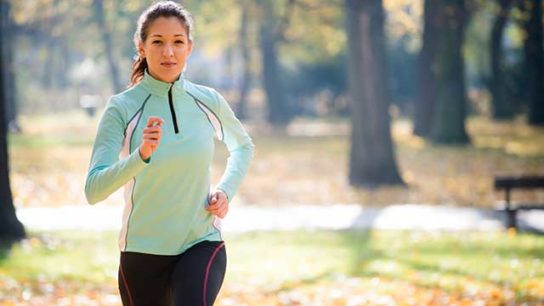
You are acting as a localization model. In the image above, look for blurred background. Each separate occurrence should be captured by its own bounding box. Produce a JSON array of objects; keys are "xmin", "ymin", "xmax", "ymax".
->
[{"xmin": 1, "ymin": 0, "xmax": 544, "ymax": 305}]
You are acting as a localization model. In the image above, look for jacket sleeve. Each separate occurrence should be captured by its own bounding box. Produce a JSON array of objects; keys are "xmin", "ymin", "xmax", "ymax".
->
[
  {"xmin": 213, "ymin": 90, "xmax": 255, "ymax": 201},
  {"xmin": 84, "ymin": 98, "xmax": 149, "ymax": 204}
]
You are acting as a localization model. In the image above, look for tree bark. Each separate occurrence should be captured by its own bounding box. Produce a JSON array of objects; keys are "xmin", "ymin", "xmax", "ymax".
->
[
  {"xmin": 345, "ymin": 0, "xmax": 404, "ymax": 187},
  {"xmin": 92, "ymin": 0, "xmax": 123, "ymax": 93},
  {"xmin": 490, "ymin": 0, "xmax": 514, "ymax": 119},
  {"xmin": 257, "ymin": 0, "xmax": 295, "ymax": 127},
  {"xmin": 259, "ymin": 22, "xmax": 289, "ymax": 126},
  {"xmin": 258, "ymin": 0, "xmax": 289, "ymax": 126},
  {"xmin": 0, "ymin": 0, "xmax": 25, "ymax": 245},
  {"xmin": 0, "ymin": 0, "xmax": 19, "ymax": 133},
  {"xmin": 236, "ymin": 0, "xmax": 251, "ymax": 120},
  {"xmin": 521, "ymin": 0, "xmax": 544, "ymax": 125},
  {"xmin": 413, "ymin": 0, "xmax": 440, "ymax": 137},
  {"xmin": 430, "ymin": 0, "xmax": 470, "ymax": 144}
]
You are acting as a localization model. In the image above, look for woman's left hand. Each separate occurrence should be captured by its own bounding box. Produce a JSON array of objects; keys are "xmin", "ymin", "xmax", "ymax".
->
[{"xmin": 206, "ymin": 190, "xmax": 229, "ymax": 219}]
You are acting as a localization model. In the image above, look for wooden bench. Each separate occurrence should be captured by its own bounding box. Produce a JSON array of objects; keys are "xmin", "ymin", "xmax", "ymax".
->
[{"xmin": 494, "ymin": 176, "xmax": 544, "ymax": 229}]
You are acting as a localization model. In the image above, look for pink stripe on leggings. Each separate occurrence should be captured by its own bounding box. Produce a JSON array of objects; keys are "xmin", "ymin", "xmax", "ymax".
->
[
  {"xmin": 119, "ymin": 263, "xmax": 135, "ymax": 306},
  {"xmin": 203, "ymin": 242, "xmax": 225, "ymax": 306}
]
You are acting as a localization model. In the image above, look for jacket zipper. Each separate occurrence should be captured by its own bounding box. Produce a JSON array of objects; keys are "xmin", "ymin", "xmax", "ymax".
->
[{"xmin": 168, "ymin": 84, "xmax": 180, "ymax": 134}]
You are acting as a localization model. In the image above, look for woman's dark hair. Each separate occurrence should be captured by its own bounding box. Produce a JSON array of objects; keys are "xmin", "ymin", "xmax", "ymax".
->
[{"xmin": 129, "ymin": 1, "xmax": 194, "ymax": 87}]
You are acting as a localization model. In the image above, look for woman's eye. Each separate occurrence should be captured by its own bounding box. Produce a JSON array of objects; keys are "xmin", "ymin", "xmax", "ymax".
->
[
  {"xmin": 152, "ymin": 40, "xmax": 162, "ymax": 45},
  {"xmin": 175, "ymin": 40, "xmax": 184, "ymax": 44}
]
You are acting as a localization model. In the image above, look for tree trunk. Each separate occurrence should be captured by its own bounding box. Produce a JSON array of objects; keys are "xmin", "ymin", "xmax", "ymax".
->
[
  {"xmin": 92, "ymin": 0, "xmax": 122, "ymax": 93},
  {"xmin": 236, "ymin": 0, "xmax": 251, "ymax": 120},
  {"xmin": 413, "ymin": 0, "xmax": 440, "ymax": 137},
  {"xmin": 0, "ymin": 0, "xmax": 25, "ymax": 245},
  {"xmin": 258, "ymin": 1, "xmax": 290, "ymax": 126},
  {"xmin": 490, "ymin": 0, "xmax": 514, "ymax": 119},
  {"xmin": 522, "ymin": 0, "xmax": 544, "ymax": 125},
  {"xmin": 430, "ymin": 0, "xmax": 470, "ymax": 144},
  {"xmin": 345, "ymin": 0, "xmax": 404, "ymax": 187},
  {"xmin": 0, "ymin": 0, "xmax": 19, "ymax": 133}
]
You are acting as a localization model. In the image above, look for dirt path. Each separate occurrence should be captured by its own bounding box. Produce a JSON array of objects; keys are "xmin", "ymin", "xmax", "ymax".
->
[{"xmin": 16, "ymin": 204, "xmax": 544, "ymax": 233}]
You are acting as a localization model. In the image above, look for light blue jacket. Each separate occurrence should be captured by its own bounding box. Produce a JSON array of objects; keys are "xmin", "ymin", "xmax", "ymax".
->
[{"xmin": 85, "ymin": 71, "xmax": 254, "ymax": 255}]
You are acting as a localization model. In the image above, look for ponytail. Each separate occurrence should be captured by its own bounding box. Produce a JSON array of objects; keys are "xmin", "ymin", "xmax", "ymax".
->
[{"xmin": 129, "ymin": 56, "xmax": 147, "ymax": 88}]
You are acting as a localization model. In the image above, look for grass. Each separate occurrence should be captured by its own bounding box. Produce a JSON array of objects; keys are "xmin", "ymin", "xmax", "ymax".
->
[
  {"xmin": 9, "ymin": 111, "xmax": 544, "ymax": 208},
  {"xmin": 0, "ymin": 230, "xmax": 542, "ymax": 305}
]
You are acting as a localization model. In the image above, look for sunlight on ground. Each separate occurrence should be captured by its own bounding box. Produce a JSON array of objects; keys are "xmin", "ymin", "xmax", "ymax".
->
[{"xmin": 0, "ymin": 230, "xmax": 542, "ymax": 305}]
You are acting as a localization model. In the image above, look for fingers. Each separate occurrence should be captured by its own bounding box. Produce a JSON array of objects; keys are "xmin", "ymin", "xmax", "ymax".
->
[
  {"xmin": 210, "ymin": 194, "xmax": 218, "ymax": 205},
  {"xmin": 206, "ymin": 202, "xmax": 228, "ymax": 218},
  {"xmin": 147, "ymin": 116, "xmax": 164, "ymax": 127},
  {"xmin": 206, "ymin": 198, "xmax": 225, "ymax": 212},
  {"xmin": 208, "ymin": 190, "xmax": 227, "ymax": 206},
  {"xmin": 142, "ymin": 126, "xmax": 162, "ymax": 139},
  {"xmin": 141, "ymin": 117, "xmax": 164, "ymax": 156},
  {"xmin": 206, "ymin": 191, "xmax": 229, "ymax": 218},
  {"xmin": 143, "ymin": 117, "xmax": 163, "ymax": 143}
]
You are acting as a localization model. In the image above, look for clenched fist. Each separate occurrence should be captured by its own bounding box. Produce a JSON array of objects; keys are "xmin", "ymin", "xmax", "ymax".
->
[
  {"xmin": 206, "ymin": 190, "xmax": 229, "ymax": 219},
  {"xmin": 139, "ymin": 116, "xmax": 164, "ymax": 160}
]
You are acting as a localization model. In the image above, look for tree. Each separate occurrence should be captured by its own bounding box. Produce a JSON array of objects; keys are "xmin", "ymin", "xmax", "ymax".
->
[
  {"xmin": 0, "ymin": 0, "xmax": 25, "ymax": 245},
  {"xmin": 92, "ymin": 0, "xmax": 123, "ymax": 93},
  {"xmin": 255, "ymin": 0, "xmax": 296, "ymax": 126},
  {"xmin": 236, "ymin": 0, "xmax": 251, "ymax": 120},
  {"xmin": 430, "ymin": 0, "xmax": 470, "ymax": 144},
  {"xmin": 490, "ymin": 0, "xmax": 514, "ymax": 119},
  {"xmin": 413, "ymin": 0, "xmax": 440, "ymax": 137},
  {"xmin": 0, "ymin": 0, "xmax": 19, "ymax": 132},
  {"xmin": 520, "ymin": 0, "xmax": 544, "ymax": 125},
  {"xmin": 345, "ymin": 0, "xmax": 404, "ymax": 187}
]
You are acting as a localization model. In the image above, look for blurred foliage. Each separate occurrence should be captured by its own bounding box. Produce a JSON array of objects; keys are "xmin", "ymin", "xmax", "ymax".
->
[
  {"xmin": 7, "ymin": 0, "xmax": 346, "ymax": 116},
  {"xmin": 0, "ymin": 0, "xmax": 522, "ymax": 117},
  {"xmin": 384, "ymin": 0, "xmax": 422, "ymax": 50},
  {"xmin": 7, "ymin": 0, "xmax": 530, "ymax": 120},
  {"xmin": 279, "ymin": 0, "xmax": 344, "ymax": 65}
]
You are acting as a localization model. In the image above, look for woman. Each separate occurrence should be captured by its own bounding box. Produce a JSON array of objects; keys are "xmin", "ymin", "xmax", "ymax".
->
[{"xmin": 84, "ymin": 1, "xmax": 254, "ymax": 305}]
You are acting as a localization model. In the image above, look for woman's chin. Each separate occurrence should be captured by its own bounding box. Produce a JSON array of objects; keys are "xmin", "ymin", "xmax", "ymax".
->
[{"xmin": 155, "ymin": 69, "xmax": 182, "ymax": 83}]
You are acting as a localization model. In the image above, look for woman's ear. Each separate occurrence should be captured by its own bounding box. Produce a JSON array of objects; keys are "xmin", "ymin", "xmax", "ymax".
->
[
  {"xmin": 188, "ymin": 41, "xmax": 194, "ymax": 57},
  {"xmin": 138, "ymin": 41, "xmax": 145, "ymax": 58}
]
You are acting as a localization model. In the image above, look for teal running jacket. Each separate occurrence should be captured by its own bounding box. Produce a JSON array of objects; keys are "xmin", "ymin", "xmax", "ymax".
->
[{"xmin": 85, "ymin": 71, "xmax": 255, "ymax": 255}]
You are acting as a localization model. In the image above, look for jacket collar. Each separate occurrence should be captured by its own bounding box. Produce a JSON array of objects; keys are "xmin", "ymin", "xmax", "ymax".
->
[{"xmin": 140, "ymin": 70, "xmax": 185, "ymax": 98}]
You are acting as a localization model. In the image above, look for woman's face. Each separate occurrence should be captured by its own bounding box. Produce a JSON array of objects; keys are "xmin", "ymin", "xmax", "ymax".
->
[{"xmin": 139, "ymin": 16, "xmax": 193, "ymax": 83}]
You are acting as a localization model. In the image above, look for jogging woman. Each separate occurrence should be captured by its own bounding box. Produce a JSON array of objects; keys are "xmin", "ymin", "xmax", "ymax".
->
[{"xmin": 84, "ymin": 2, "xmax": 254, "ymax": 305}]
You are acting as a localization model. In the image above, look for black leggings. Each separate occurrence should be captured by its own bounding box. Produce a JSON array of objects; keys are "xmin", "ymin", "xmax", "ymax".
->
[{"xmin": 118, "ymin": 240, "xmax": 227, "ymax": 306}]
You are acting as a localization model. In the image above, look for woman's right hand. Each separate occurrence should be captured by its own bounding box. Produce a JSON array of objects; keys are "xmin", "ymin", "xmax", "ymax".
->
[{"xmin": 139, "ymin": 116, "xmax": 164, "ymax": 160}]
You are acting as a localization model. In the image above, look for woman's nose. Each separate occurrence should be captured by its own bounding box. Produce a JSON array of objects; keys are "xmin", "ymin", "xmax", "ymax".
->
[{"xmin": 163, "ymin": 44, "xmax": 174, "ymax": 57}]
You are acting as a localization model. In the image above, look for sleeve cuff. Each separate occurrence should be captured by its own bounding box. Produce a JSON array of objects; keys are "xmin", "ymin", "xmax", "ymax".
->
[
  {"xmin": 130, "ymin": 148, "xmax": 151, "ymax": 167},
  {"xmin": 216, "ymin": 187, "xmax": 231, "ymax": 202},
  {"xmin": 138, "ymin": 149, "xmax": 151, "ymax": 164},
  {"xmin": 215, "ymin": 186, "xmax": 232, "ymax": 203}
]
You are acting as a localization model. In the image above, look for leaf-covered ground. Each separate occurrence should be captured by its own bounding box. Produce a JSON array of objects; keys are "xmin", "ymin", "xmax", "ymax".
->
[
  {"xmin": 8, "ymin": 112, "xmax": 544, "ymax": 208},
  {"xmin": 0, "ymin": 230, "xmax": 542, "ymax": 305}
]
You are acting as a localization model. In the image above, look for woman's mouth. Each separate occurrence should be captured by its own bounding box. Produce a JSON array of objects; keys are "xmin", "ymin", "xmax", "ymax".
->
[{"xmin": 161, "ymin": 62, "xmax": 177, "ymax": 68}]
